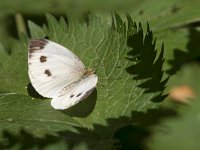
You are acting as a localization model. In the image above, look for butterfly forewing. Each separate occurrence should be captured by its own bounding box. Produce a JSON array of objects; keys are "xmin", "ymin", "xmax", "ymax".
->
[{"xmin": 28, "ymin": 39, "xmax": 85, "ymax": 98}]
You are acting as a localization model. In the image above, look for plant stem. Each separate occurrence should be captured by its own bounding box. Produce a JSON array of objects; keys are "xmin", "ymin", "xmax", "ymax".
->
[{"xmin": 15, "ymin": 13, "xmax": 27, "ymax": 37}]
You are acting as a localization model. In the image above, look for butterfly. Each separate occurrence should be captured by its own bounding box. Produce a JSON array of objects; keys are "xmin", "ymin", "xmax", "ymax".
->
[{"xmin": 28, "ymin": 39, "xmax": 98, "ymax": 110}]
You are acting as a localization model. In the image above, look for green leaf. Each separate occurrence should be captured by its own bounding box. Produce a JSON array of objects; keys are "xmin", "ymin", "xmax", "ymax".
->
[
  {"xmin": 1, "ymin": 130, "xmax": 89, "ymax": 150},
  {"xmin": 1, "ymin": 0, "xmax": 200, "ymax": 76},
  {"xmin": 0, "ymin": 14, "xmax": 165, "ymax": 149},
  {"xmin": 148, "ymin": 64, "xmax": 200, "ymax": 150}
]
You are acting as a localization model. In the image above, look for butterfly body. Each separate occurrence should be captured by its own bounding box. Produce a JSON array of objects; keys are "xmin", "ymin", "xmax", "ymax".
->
[{"xmin": 28, "ymin": 39, "xmax": 98, "ymax": 110}]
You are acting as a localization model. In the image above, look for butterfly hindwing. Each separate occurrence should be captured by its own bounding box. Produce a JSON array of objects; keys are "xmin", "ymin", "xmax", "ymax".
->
[{"xmin": 51, "ymin": 74, "xmax": 98, "ymax": 110}]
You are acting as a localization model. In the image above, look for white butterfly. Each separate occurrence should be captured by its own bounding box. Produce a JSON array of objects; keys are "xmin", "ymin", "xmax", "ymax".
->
[{"xmin": 28, "ymin": 39, "xmax": 98, "ymax": 110}]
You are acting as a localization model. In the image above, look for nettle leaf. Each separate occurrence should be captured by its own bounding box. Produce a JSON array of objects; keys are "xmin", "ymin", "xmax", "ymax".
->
[
  {"xmin": 148, "ymin": 65, "xmax": 200, "ymax": 150},
  {"xmin": 123, "ymin": 0, "xmax": 200, "ymax": 74},
  {"xmin": 0, "ymin": 14, "xmax": 165, "ymax": 149}
]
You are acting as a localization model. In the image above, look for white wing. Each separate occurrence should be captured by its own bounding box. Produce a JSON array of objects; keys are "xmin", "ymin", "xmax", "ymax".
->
[
  {"xmin": 28, "ymin": 39, "xmax": 85, "ymax": 98},
  {"xmin": 51, "ymin": 74, "xmax": 98, "ymax": 110}
]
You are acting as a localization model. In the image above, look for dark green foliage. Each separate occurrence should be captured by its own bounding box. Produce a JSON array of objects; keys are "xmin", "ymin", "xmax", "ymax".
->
[{"xmin": 0, "ymin": 0, "xmax": 200, "ymax": 149}]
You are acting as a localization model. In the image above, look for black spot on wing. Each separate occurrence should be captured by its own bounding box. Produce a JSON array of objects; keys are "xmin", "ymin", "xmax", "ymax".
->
[
  {"xmin": 44, "ymin": 69, "xmax": 51, "ymax": 77},
  {"xmin": 29, "ymin": 39, "xmax": 48, "ymax": 53},
  {"xmin": 40, "ymin": 56, "xmax": 47, "ymax": 62},
  {"xmin": 76, "ymin": 93, "xmax": 82, "ymax": 97},
  {"xmin": 70, "ymin": 94, "xmax": 74, "ymax": 98}
]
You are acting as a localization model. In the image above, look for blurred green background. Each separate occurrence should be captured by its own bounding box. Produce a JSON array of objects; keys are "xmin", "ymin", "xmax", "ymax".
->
[{"xmin": 1, "ymin": 0, "xmax": 200, "ymax": 150}]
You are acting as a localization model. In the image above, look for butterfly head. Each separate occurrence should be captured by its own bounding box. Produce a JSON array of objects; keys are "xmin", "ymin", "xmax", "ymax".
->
[{"xmin": 82, "ymin": 68, "xmax": 95, "ymax": 79}]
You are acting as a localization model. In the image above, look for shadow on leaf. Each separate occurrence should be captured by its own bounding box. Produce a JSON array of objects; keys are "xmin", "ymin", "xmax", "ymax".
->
[
  {"xmin": 118, "ymin": 14, "xmax": 168, "ymax": 102},
  {"xmin": 27, "ymin": 83, "xmax": 44, "ymax": 99},
  {"xmin": 63, "ymin": 89, "xmax": 97, "ymax": 117},
  {"xmin": 0, "ymin": 107, "xmax": 177, "ymax": 150},
  {"xmin": 167, "ymin": 28, "xmax": 200, "ymax": 75},
  {"xmin": 27, "ymin": 82, "xmax": 97, "ymax": 117}
]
